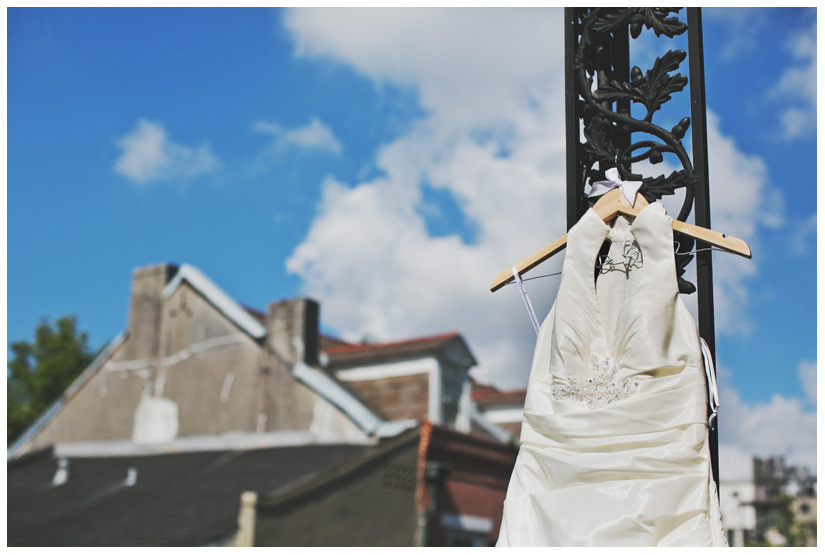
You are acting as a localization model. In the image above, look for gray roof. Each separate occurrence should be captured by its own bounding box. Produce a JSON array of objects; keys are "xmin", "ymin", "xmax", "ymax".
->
[{"xmin": 7, "ymin": 442, "xmax": 370, "ymax": 546}]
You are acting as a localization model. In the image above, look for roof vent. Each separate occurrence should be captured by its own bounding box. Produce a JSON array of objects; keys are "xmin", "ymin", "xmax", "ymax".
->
[
  {"xmin": 124, "ymin": 466, "xmax": 138, "ymax": 487},
  {"xmin": 52, "ymin": 457, "xmax": 70, "ymax": 486}
]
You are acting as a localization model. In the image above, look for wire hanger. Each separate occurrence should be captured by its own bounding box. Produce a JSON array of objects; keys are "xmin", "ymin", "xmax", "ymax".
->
[{"xmin": 490, "ymin": 187, "xmax": 751, "ymax": 292}]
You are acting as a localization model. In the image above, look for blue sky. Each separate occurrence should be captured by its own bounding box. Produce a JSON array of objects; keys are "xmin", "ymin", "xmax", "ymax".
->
[{"xmin": 6, "ymin": 7, "xmax": 817, "ymax": 478}]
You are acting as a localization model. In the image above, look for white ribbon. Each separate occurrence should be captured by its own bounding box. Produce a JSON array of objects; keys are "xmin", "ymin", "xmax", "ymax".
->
[
  {"xmin": 587, "ymin": 167, "xmax": 643, "ymax": 207},
  {"xmin": 700, "ymin": 337, "xmax": 720, "ymax": 431}
]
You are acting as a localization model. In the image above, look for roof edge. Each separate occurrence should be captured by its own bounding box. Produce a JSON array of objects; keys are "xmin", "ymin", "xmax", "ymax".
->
[
  {"xmin": 322, "ymin": 331, "xmax": 462, "ymax": 356},
  {"xmin": 469, "ymin": 404, "xmax": 514, "ymax": 445},
  {"xmin": 163, "ymin": 264, "xmax": 267, "ymax": 340},
  {"xmin": 292, "ymin": 361, "xmax": 417, "ymax": 438},
  {"xmin": 51, "ymin": 430, "xmax": 377, "ymax": 459},
  {"xmin": 7, "ymin": 333, "xmax": 126, "ymax": 460}
]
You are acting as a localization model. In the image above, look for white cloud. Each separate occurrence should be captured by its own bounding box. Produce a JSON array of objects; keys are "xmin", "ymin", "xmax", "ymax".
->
[
  {"xmin": 284, "ymin": 8, "xmax": 566, "ymax": 388},
  {"xmin": 704, "ymin": 8, "xmax": 816, "ymax": 141},
  {"xmin": 797, "ymin": 359, "xmax": 816, "ymax": 404},
  {"xmin": 790, "ymin": 213, "xmax": 816, "ymax": 256},
  {"xmin": 284, "ymin": 7, "xmax": 563, "ymax": 128},
  {"xmin": 767, "ymin": 19, "xmax": 817, "ymax": 140},
  {"xmin": 115, "ymin": 119, "xmax": 220, "ymax": 184},
  {"xmin": 702, "ymin": 8, "xmax": 768, "ymax": 63},
  {"xmin": 283, "ymin": 8, "xmax": 785, "ymax": 395},
  {"xmin": 699, "ymin": 110, "xmax": 783, "ymax": 337},
  {"xmin": 253, "ymin": 116, "xmax": 342, "ymax": 156},
  {"xmin": 717, "ymin": 363, "xmax": 816, "ymax": 480}
]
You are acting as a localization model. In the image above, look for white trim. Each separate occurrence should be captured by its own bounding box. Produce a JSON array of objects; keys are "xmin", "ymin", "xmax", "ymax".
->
[
  {"xmin": 480, "ymin": 407, "xmax": 524, "ymax": 424},
  {"xmin": 456, "ymin": 371, "xmax": 471, "ymax": 432},
  {"xmin": 440, "ymin": 513, "xmax": 493, "ymax": 534},
  {"xmin": 293, "ymin": 362, "xmax": 417, "ymax": 438},
  {"xmin": 295, "ymin": 362, "xmax": 380, "ymax": 433},
  {"xmin": 469, "ymin": 404, "xmax": 513, "ymax": 444},
  {"xmin": 375, "ymin": 419, "xmax": 418, "ymax": 438},
  {"xmin": 53, "ymin": 430, "xmax": 376, "ymax": 458},
  {"xmin": 104, "ymin": 333, "xmax": 251, "ymax": 373},
  {"xmin": 163, "ymin": 264, "xmax": 267, "ymax": 339},
  {"xmin": 333, "ymin": 357, "xmax": 438, "ymax": 381},
  {"xmin": 429, "ymin": 361, "xmax": 441, "ymax": 424}
]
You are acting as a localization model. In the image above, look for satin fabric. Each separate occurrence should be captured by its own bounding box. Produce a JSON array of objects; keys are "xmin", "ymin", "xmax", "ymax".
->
[{"xmin": 498, "ymin": 203, "xmax": 727, "ymax": 547}]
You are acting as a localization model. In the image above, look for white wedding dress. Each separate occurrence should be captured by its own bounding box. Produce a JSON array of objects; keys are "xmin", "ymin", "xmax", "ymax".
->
[{"xmin": 497, "ymin": 202, "xmax": 727, "ymax": 547}]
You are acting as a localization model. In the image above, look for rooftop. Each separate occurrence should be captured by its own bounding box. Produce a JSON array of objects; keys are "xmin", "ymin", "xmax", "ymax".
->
[{"xmin": 8, "ymin": 441, "xmax": 372, "ymax": 547}]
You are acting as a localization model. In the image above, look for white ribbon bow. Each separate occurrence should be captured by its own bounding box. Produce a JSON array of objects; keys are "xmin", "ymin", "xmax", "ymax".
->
[{"xmin": 588, "ymin": 167, "xmax": 642, "ymax": 207}]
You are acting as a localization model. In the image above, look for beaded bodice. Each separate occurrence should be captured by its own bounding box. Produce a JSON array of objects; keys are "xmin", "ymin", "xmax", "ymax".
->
[{"xmin": 544, "ymin": 202, "xmax": 692, "ymax": 409}]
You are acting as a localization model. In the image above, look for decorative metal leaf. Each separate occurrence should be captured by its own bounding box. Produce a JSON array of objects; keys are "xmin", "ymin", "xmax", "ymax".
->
[
  {"xmin": 591, "ymin": 8, "xmax": 637, "ymax": 34},
  {"xmin": 593, "ymin": 80, "xmax": 647, "ymax": 106},
  {"xmin": 641, "ymin": 8, "xmax": 687, "ymax": 37},
  {"xmin": 571, "ymin": 7, "xmax": 698, "ymax": 293},
  {"xmin": 592, "ymin": 50, "xmax": 686, "ymax": 120},
  {"xmin": 639, "ymin": 170, "xmax": 686, "ymax": 201},
  {"xmin": 643, "ymin": 50, "xmax": 688, "ymax": 116},
  {"xmin": 582, "ymin": 117, "xmax": 616, "ymax": 164},
  {"xmin": 591, "ymin": 8, "xmax": 686, "ymax": 39}
]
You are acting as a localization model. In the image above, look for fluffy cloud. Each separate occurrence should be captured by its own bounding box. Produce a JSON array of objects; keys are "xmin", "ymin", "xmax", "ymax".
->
[
  {"xmin": 283, "ymin": 9, "xmax": 785, "ymax": 394},
  {"xmin": 285, "ymin": 8, "xmax": 566, "ymax": 388},
  {"xmin": 790, "ymin": 213, "xmax": 816, "ymax": 256},
  {"xmin": 704, "ymin": 8, "xmax": 816, "ymax": 141},
  {"xmin": 115, "ymin": 119, "xmax": 220, "ymax": 184},
  {"xmin": 283, "ymin": 7, "xmax": 562, "ymax": 128},
  {"xmin": 702, "ymin": 8, "xmax": 768, "ymax": 63},
  {"xmin": 700, "ymin": 111, "xmax": 783, "ymax": 337},
  {"xmin": 253, "ymin": 116, "xmax": 342, "ymax": 156},
  {"xmin": 717, "ymin": 361, "xmax": 816, "ymax": 481},
  {"xmin": 768, "ymin": 19, "xmax": 817, "ymax": 140},
  {"xmin": 797, "ymin": 359, "xmax": 816, "ymax": 404}
]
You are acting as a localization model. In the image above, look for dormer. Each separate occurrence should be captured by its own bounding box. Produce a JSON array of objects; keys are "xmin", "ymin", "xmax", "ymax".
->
[{"xmin": 321, "ymin": 333, "xmax": 477, "ymax": 432}]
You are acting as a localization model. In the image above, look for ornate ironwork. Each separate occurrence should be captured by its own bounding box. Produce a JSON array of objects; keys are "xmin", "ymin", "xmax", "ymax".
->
[{"xmin": 567, "ymin": 7, "xmax": 699, "ymax": 293}]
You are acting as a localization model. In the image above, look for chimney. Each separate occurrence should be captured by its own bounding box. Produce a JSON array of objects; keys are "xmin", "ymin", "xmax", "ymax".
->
[
  {"xmin": 265, "ymin": 298, "xmax": 320, "ymax": 366},
  {"xmin": 121, "ymin": 263, "xmax": 178, "ymax": 362}
]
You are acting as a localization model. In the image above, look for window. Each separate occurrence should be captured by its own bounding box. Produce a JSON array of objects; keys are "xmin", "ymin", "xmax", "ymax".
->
[{"xmin": 440, "ymin": 513, "xmax": 493, "ymax": 547}]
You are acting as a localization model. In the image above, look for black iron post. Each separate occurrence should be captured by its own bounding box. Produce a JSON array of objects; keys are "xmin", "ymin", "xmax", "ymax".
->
[
  {"xmin": 564, "ymin": 8, "xmax": 583, "ymax": 230},
  {"xmin": 686, "ymin": 7, "xmax": 719, "ymax": 490}
]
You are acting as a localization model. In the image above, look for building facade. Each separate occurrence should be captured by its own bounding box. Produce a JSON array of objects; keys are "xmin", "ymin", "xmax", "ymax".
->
[
  {"xmin": 719, "ymin": 456, "xmax": 817, "ymax": 547},
  {"xmin": 7, "ymin": 262, "xmax": 521, "ymax": 546}
]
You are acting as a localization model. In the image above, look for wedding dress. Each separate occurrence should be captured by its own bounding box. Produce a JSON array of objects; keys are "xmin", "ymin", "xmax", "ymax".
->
[{"xmin": 497, "ymin": 202, "xmax": 727, "ymax": 546}]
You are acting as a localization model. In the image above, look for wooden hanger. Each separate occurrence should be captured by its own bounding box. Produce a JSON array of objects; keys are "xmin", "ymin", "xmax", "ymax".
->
[{"xmin": 490, "ymin": 187, "xmax": 751, "ymax": 292}]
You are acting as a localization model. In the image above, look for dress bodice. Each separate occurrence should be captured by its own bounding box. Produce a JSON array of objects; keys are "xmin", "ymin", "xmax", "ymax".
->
[{"xmin": 535, "ymin": 202, "xmax": 705, "ymax": 411}]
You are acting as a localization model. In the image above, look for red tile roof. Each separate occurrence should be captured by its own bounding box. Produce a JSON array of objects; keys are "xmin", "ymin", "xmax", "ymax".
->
[
  {"xmin": 322, "ymin": 332, "xmax": 473, "ymax": 368},
  {"xmin": 470, "ymin": 380, "xmax": 527, "ymax": 409},
  {"xmin": 318, "ymin": 334, "xmax": 352, "ymax": 350}
]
